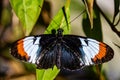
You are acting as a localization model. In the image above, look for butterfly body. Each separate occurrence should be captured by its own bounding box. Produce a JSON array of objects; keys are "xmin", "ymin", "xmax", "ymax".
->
[{"xmin": 11, "ymin": 28, "xmax": 114, "ymax": 71}]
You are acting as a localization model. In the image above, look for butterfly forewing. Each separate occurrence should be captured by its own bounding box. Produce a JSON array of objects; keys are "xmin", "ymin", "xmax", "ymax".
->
[
  {"xmin": 11, "ymin": 36, "xmax": 41, "ymax": 62},
  {"xmin": 11, "ymin": 35, "xmax": 55, "ymax": 63}
]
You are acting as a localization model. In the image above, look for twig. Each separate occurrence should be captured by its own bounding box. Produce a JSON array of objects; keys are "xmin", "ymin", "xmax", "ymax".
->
[{"xmin": 94, "ymin": 1, "xmax": 120, "ymax": 37}]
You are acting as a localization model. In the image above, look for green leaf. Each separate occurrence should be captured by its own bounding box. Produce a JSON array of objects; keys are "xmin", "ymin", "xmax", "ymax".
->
[
  {"xmin": 82, "ymin": 3, "xmax": 102, "ymax": 41},
  {"xmin": 10, "ymin": 0, "xmax": 44, "ymax": 36},
  {"xmin": 83, "ymin": 0, "xmax": 94, "ymax": 29},
  {"xmin": 36, "ymin": 66, "xmax": 60, "ymax": 80},
  {"xmin": 44, "ymin": 0, "xmax": 71, "ymax": 34}
]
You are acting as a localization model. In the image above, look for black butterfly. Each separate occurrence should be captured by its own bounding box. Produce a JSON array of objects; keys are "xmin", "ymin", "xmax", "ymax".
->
[{"xmin": 10, "ymin": 28, "xmax": 114, "ymax": 71}]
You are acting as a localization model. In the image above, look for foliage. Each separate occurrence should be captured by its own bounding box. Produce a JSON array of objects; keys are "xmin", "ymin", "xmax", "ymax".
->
[
  {"xmin": 0, "ymin": 0, "xmax": 119, "ymax": 80},
  {"xmin": 10, "ymin": 0, "xmax": 44, "ymax": 36}
]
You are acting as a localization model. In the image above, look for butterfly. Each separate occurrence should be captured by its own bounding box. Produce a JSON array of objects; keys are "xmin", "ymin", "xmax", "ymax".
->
[{"xmin": 10, "ymin": 28, "xmax": 114, "ymax": 71}]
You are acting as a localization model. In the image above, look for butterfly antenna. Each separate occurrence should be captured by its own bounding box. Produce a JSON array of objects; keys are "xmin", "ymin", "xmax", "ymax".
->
[
  {"xmin": 69, "ymin": 10, "xmax": 86, "ymax": 24},
  {"xmin": 61, "ymin": 10, "xmax": 86, "ymax": 29}
]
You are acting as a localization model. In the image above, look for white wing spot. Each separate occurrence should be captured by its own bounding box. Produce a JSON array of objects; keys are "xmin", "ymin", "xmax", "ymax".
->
[
  {"xmin": 23, "ymin": 36, "xmax": 41, "ymax": 64},
  {"xmin": 79, "ymin": 38, "xmax": 100, "ymax": 65}
]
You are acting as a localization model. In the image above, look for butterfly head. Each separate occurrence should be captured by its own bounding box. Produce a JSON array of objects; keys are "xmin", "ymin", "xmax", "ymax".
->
[
  {"xmin": 57, "ymin": 28, "xmax": 63, "ymax": 36},
  {"xmin": 51, "ymin": 28, "xmax": 63, "ymax": 36}
]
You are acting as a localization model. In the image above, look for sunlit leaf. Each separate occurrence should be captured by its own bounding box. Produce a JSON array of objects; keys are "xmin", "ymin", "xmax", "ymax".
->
[
  {"xmin": 36, "ymin": 66, "xmax": 60, "ymax": 80},
  {"xmin": 82, "ymin": 3, "xmax": 102, "ymax": 41},
  {"xmin": 44, "ymin": 0, "xmax": 71, "ymax": 34},
  {"xmin": 83, "ymin": 0, "xmax": 94, "ymax": 29},
  {"xmin": 10, "ymin": 0, "xmax": 44, "ymax": 36}
]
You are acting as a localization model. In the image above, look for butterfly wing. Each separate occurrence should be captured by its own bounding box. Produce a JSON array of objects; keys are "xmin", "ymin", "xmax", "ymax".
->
[
  {"xmin": 10, "ymin": 34, "xmax": 57, "ymax": 67},
  {"xmin": 36, "ymin": 37, "xmax": 58, "ymax": 69},
  {"xmin": 61, "ymin": 35, "xmax": 114, "ymax": 70},
  {"xmin": 60, "ymin": 43, "xmax": 84, "ymax": 70}
]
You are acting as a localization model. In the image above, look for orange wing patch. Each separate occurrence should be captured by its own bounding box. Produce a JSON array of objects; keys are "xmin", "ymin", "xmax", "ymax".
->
[
  {"xmin": 17, "ymin": 39, "xmax": 29, "ymax": 60},
  {"xmin": 92, "ymin": 42, "xmax": 107, "ymax": 62}
]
